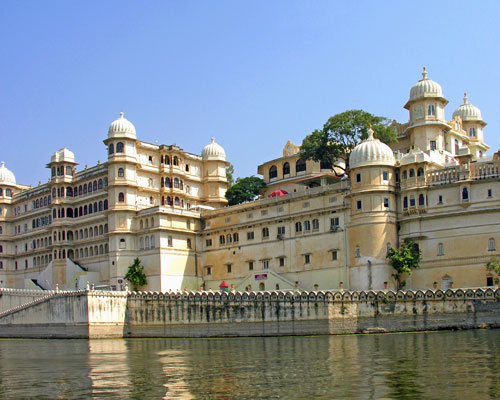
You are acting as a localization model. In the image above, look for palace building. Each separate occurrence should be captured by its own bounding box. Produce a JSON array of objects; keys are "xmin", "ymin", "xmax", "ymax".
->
[{"xmin": 0, "ymin": 68, "xmax": 498, "ymax": 292}]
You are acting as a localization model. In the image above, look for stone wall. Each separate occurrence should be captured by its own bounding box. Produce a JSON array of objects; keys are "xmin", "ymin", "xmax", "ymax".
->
[{"xmin": 0, "ymin": 287, "xmax": 499, "ymax": 338}]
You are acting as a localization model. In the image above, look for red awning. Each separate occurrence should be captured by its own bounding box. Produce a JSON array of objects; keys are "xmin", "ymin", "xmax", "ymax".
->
[
  {"xmin": 268, "ymin": 189, "xmax": 288, "ymax": 198},
  {"xmin": 219, "ymin": 281, "xmax": 229, "ymax": 288}
]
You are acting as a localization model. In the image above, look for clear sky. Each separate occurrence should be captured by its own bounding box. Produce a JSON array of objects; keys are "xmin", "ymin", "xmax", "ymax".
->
[{"xmin": 1, "ymin": 1, "xmax": 499, "ymax": 185}]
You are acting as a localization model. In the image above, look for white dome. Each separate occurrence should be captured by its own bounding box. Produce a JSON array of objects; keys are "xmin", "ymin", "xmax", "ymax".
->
[
  {"xmin": 0, "ymin": 161, "xmax": 16, "ymax": 186},
  {"xmin": 453, "ymin": 93, "xmax": 483, "ymax": 122},
  {"xmin": 202, "ymin": 137, "xmax": 226, "ymax": 161},
  {"xmin": 50, "ymin": 148, "xmax": 75, "ymax": 163},
  {"xmin": 349, "ymin": 128, "xmax": 395, "ymax": 169},
  {"xmin": 108, "ymin": 112, "xmax": 136, "ymax": 139},
  {"xmin": 408, "ymin": 67, "xmax": 445, "ymax": 102}
]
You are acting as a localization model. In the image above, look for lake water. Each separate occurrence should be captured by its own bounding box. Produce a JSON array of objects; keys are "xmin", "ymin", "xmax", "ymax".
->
[{"xmin": 0, "ymin": 329, "xmax": 499, "ymax": 399}]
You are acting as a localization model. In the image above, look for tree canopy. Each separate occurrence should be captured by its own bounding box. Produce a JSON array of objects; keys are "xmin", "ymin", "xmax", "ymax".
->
[
  {"xmin": 226, "ymin": 163, "xmax": 235, "ymax": 186},
  {"xmin": 225, "ymin": 176, "xmax": 266, "ymax": 206},
  {"xmin": 124, "ymin": 258, "xmax": 147, "ymax": 291},
  {"xmin": 386, "ymin": 239, "xmax": 421, "ymax": 290},
  {"xmin": 486, "ymin": 256, "xmax": 500, "ymax": 280},
  {"xmin": 300, "ymin": 109, "xmax": 397, "ymax": 173}
]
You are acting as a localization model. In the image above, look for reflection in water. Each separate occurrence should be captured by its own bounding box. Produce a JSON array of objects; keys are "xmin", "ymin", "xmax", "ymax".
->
[{"xmin": 0, "ymin": 330, "xmax": 498, "ymax": 399}]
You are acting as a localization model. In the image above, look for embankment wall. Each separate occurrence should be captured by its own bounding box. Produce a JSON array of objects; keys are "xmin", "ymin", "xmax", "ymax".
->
[{"xmin": 0, "ymin": 288, "xmax": 499, "ymax": 338}]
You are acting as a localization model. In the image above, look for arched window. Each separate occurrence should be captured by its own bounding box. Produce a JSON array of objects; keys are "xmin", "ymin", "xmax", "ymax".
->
[
  {"xmin": 489, "ymin": 238, "xmax": 495, "ymax": 251},
  {"xmin": 104, "ymin": 177, "xmax": 108, "ymax": 186},
  {"xmin": 66, "ymin": 166, "xmax": 72, "ymax": 176},
  {"xmin": 186, "ymin": 238, "xmax": 191, "ymax": 249},
  {"xmin": 93, "ymin": 181, "xmax": 97, "ymax": 191},
  {"xmin": 428, "ymin": 104, "xmax": 436, "ymax": 116},
  {"xmin": 79, "ymin": 185, "xmax": 82, "ymax": 195},
  {"xmin": 173, "ymin": 156, "xmax": 179, "ymax": 166},
  {"xmin": 67, "ymin": 187, "xmax": 73, "ymax": 197},
  {"xmin": 469, "ymin": 127, "xmax": 476, "ymax": 137},
  {"xmin": 165, "ymin": 155, "xmax": 170, "ymax": 165},
  {"xmin": 226, "ymin": 234, "xmax": 232, "ymax": 243},
  {"xmin": 98, "ymin": 179, "xmax": 103, "ymax": 190},
  {"xmin": 108, "ymin": 144, "xmax": 114, "ymax": 155},
  {"xmin": 462, "ymin": 187, "xmax": 469, "ymax": 201},
  {"xmin": 117, "ymin": 168, "xmax": 124, "ymax": 178},
  {"xmin": 98, "ymin": 201, "xmax": 103, "ymax": 211},
  {"xmin": 103, "ymin": 200, "xmax": 108, "ymax": 210},
  {"xmin": 269, "ymin": 165, "xmax": 278, "ymax": 179},
  {"xmin": 151, "ymin": 235, "xmax": 155, "ymax": 248},
  {"xmin": 119, "ymin": 238, "xmax": 126, "ymax": 249},
  {"xmin": 174, "ymin": 178, "xmax": 180, "ymax": 188},
  {"xmin": 118, "ymin": 192, "xmax": 125, "ymax": 202},
  {"xmin": 116, "ymin": 142, "xmax": 124, "ymax": 153},
  {"xmin": 99, "ymin": 225, "xmax": 103, "ymax": 235},
  {"xmin": 402, "ymin": 170, "xmax": 407, "ymax": 179},
  {"xmin": 409, "ymin": 169, "xmax": 415, "ymax": 178},
  {"xmin": 51, "ymin": 167, "xmax": 56, "ymax": 177},
  {"xmin": 93, "ymin": 202, "xmax": 97, "ymax": 213},
  {"xmin": 161, "ymin": 177, "xmax": 164, "ymax": 187},
  {"xmin": 455, "ymin": 139, "xmax": 459, "ymax": 154},
  {"xmin": 304, "ymin": 220, "xmax": 311, "ymax": 231},
  {"xmin": 403, "ymin": 196, "xmax": 408, "ymax": 209},
  {"xmin": 174, "ymin": 197, "xmax": 180, "ymax": 206},
  {"xmin": 149, "ymin": 196, "xmax": 154, "ymax": 205},
  {"xmin": 167, "ymin": 196, "xmax": 172, "ymax": 206},
  {"xmin": 220, "ymin": 235, "xmax": 225, "ymax": 245},
  {"xmin": 418, "ymin": 194, "xmax": 425, "ymax": 206},
  {"xmin": 165, "ymin": 178, "xmax": 171, "ymax": 188},
  {"xmin": 87, "ymin": 182, "xmax": 92, "ymax": 193},
  {"xmin": 295, "ymin": 222, "xmax": 302, "ymax": 232},
  {"xmin": 145, "ymin": 236, "xmax": 150, "ymax": 249},
  {"xmin": 417, "ymin": 168, "xmax": 424, "ymax": 177},
  {"xmin": 296, "ymin": 159, "xmax": 306, "ymax": 173}
]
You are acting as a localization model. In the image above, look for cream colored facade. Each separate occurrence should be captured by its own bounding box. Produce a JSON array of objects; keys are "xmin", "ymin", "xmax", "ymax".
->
[{"xmin": 0, "ymin": 68, "xmax": 498, "ymax": 292}]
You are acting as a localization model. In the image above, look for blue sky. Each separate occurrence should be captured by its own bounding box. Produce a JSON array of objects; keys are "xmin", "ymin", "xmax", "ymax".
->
[{"xmin": 1, "ymin": 1, "xmax": 499, "ymax": 185}]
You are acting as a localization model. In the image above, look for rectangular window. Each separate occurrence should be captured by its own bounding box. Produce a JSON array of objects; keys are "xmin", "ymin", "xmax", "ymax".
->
[
  {"xmin": 430, "ymin": 140, "xmax": 437, "ymax": 151},
  {"xmin": 330, "ymin": 217, "xmax": 339, "ymax": 229},
  {"xmin": 438, "ymin": 195, "xmax": 443, "ymax": 204},
  {"xmin": 277, "ymin": 226, "xmax": 285, "ymax": 236},
  {"xmin": 331, "ymin": 250, "xmax": 338, "ymax": 261},
  {"xmin": 488, "ymin": 238, "xmax": 495, "ymax": 251},
  {"xmin": 205, "ymin": 239, "xmax": 212, "ymax": 247},
  {"xmin": 437, "ymin": 243, "xmax": 444, "ymax": 256},
  {"xmin": 227, "ymin": 264, "xmax": 232, "ymax": 273},
  {"xmin": 488, "ymin": 189, "xmax": 492, "ymax": 198},
  {"xmin": 262, "ymin": 260, "xmax": 269, "ymax": 270},
  {"xmin": 302, "ymin": 202, "xmax": 310, "ymax": 209},
  {"xmin": 304, "ymin": 254, "xmax": 311, "ymax": 264},
  {"xmin": 383, "ymin": 198, "xmax": 389, "ymax": 208},
  {"xmin": 262, "ymin": 227, "xmax": 269, "ymax": 238},
  {"xmin": 355, "ymin": 247, "xmax": 360, "ymax": 258},
  {"xmin": 248, "ymin": 261, "xmax": 254, "ymax": 271},
  {"xmin": 205, "ymin": 266, "xmax": 212, "ymax": 275},
  {"xmin": 356, "ymin": 173, "xmax": 361, "ymax": 183},
  {"xmin": 356, "ymin": 200, "xmax": 362, "ymax": 210},
  {"xmin": 382, "ymin": 171, "xmax": 389, "ymax": 181},
  {"xmin": 410, "ymin": 197, "xmax": 416, "ymax": 207},
  {"xmin": 279, "ymin": 257, "xmax": 285, "ymax": 267},
  {"xmin": 247, "ymin": 231, "xmax": 254, "ymax": 240}
]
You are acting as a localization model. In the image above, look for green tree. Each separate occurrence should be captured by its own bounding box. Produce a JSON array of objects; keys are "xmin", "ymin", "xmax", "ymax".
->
[
  {"xmin": 386, "ymin": 239, "xmax": 421, "ymax": 290},
  {"xmin": 124, "ymin": 258, "xmax": 147, "ymax": 291},
  {"xmin": 486, "ymin": 256, "xmax": 500, "ymax": 283},
  {"xmin": 226, "ymin": 163, "xmax": 235, "ymax": 186},
  {"xmin": 300, "ymin": 109, "xmax": 397, "ymax": 173},
  {"xmin": 225, "ymin": 176, "xmax": 266, "ymax": 206}
]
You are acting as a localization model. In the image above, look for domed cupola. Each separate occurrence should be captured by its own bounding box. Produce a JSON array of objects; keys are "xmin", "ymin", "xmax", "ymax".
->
[
  {"xmin": 0, "ymin": 161, "xmax": 16, "ymax": 186},
  {"xmin": 404, "ymin": 67, "xmax": 448, "ymax": 109},
  {"xmin": 50, "ymin": 148, "xmax": 76, "ymax": 164},
  {"xmin": 349, "ymin": 128, "xmax": 395, "ymax": 169},
  {"xmin": 453, "ymin": 93, "xmax": 485, "ymax": 124},
  {"xmin": 202, "ymin": 138, "xmax": 226, "ymax": 161},
  {"xmin": 108, "ymin": 112, "xmax": 136, "ymax": 139}
]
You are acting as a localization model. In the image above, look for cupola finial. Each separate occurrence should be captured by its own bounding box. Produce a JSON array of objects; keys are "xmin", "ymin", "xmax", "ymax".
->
[
  {"xmin": 422, "ymin": 66, "xmax": 428, "ymax": 79},
  {"xmin": 211, "ymin": 137, "xmax": 215, "ymax": 143},
  {"xmin": 367, "ymin": 125, "xmax": 374, "ymax": 140},
  {"xmin": 120, "ymin": 112, "xmax": 124, "ymax": 118},
  {"xmin": 463, "ymin": 92, "xmax": 468, "ymax": 104}
]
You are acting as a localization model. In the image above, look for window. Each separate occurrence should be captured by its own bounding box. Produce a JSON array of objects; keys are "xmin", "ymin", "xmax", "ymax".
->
[
  {"xmin": 409, "ymin": 169, "xmax": 415, "ymax": 178},
  {"xmin": 205, "ymin": 266, "xmax": 212, "ymax": 276},
  {"xmin": 355, "ymin": 246, "xmax": 360, "ymax": 258},
  {"xmin": 226, "ymin": 264, "xmax": 232, "ymax": 273},
  {"xmin": 488, "ymin": 189, "xmax": 492, "ymax": 198},
  {"xmin": 428, "ymin": 104, "xmax": 436, "ymax": 116},
  {"xmin": 331, "ymin": 250, "xmax": 338, "ymax": 261},
  {"xmin": 356, "ymin": 173, "xmax": 361, "ymax": 183},
  {"xmin": 417, "ymin": 168, "xmax": 424, "ymax": 177},
  {"xmin": 108, "ymin": 144, "xmax": 114, "ymax": 154},
  {"xmin": 118, "ymin": 192, "xmax": 125, "ymax": 202},
  {"xmin": 304, "ymin": 254, "xmax": 310, "ymax": 264},
  {"xmin": 206, "ymin": 238, "xmax": 212, "ymax": 247},
  {"xmin": 248, "ymin": 261, "xmax": 254, "ymax": 271},
  {"xmin": 295, "ymin": 222, "xmax": 302, "ymax": 233},
  {"xmin": 277, "ymin": 226, "xmax": 285, "ymax": 236},
  {"xmin": 247, "ymin": 231, "xmax": 254, "ymax": 240},
  {"xmin": 462, "ymin": 187, "xmax": 469, "ymax": 201},
  {"xmin": 279, "ymin": 257, "xmax": 285, "ymax": 267},
  {"xmin": 269, "ymin": 165, "xmax": 278, "ymax": 179},
  {"xmin": 167, "ymin": 236, "xmax": 173, "ymax": 247},
  {"xmin": 469, "ymin": 127, "xmax": 476, "ymax": 137},
  {"xmin": 219, "ymin": 235, "xmax": 225, "ymax": 245},
  {"xmin": 383, "ymin": 198, "xmax": 389, "ymax": 208},
  {"xmin": 402, "ymin": 170, "xmax": 407, "ymax": 179},
  {"xmin": 487, "ymin": 276, "xmax": 494, "ymax": 286},
  {"xmin": 262, "ymin": 227, "xmax": 269, "ymax": 238},
  {"xmin": 410, "ymin": 196, "xmax": 416, "ymax": 207},
  {"xmin": 418, "ymin": 194, "xmax": 425, "ymax": 206},
  {"xmin": 430, "ymin": 140, "xmax": 436, "ymax": 150},
  {"xmin": 455, "ymin": 139, "xmax": 459, "ymax": 155},
  {"xmin": 118, "ymin": 168, "xmax": 124, "ymax": 178},
  {"xmin": 382, "ymin": 171, "xmax": 389, "ymax": 181},
  {"xmin": 296, "ymin": 158, "xmax": 306, "ymax": 173},
  {"xmin": 283, "ymin": 162, "xmax": 290, "ymax": 175},
  {"xmin": 312, "ymin": 219, "xmax": 319, "ymax": 230},
  {"xmin": 356, "ymin": 200, "xmax": 362, "ymax": 210},
  {"xmin": 438, "ymin": 195, "xmax": 443, "ymax": 204},
  {"xmin": 262, "ymin": 259, "xmax": 269, "ymax": 270},
  {"xmin": 148, "ymin": 156, "xmax": 153, "ymax": 165},
  {"xmin": 116, "ymin": 142, "xmax": 124, "ymax": 153},
  {"xmin": 488, "ymin": 238, "xmax": 495, "ymax": 251},
  {"xmin": 437, "ymin": 243, "xmax": 444, "ymax": 256},
  {"xmin": 330, "ymin": 217, "xmax": 339, "ymax": 229},
  {"xmin": 304, "ymin": 220, "xmax": 310, "ymax": 232},
  {"xmin": 119, "ymin": 238, "xmax": 126, "ymax": 249},
  {"xmin": 226, "ymin": 234, "xmax": 232, "ymax": 244}
]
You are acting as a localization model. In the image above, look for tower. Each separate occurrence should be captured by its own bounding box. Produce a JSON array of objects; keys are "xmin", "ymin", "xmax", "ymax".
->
[{"xmin": 201, "ymin": 138, "xmax": 229, "ymax": 208}]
